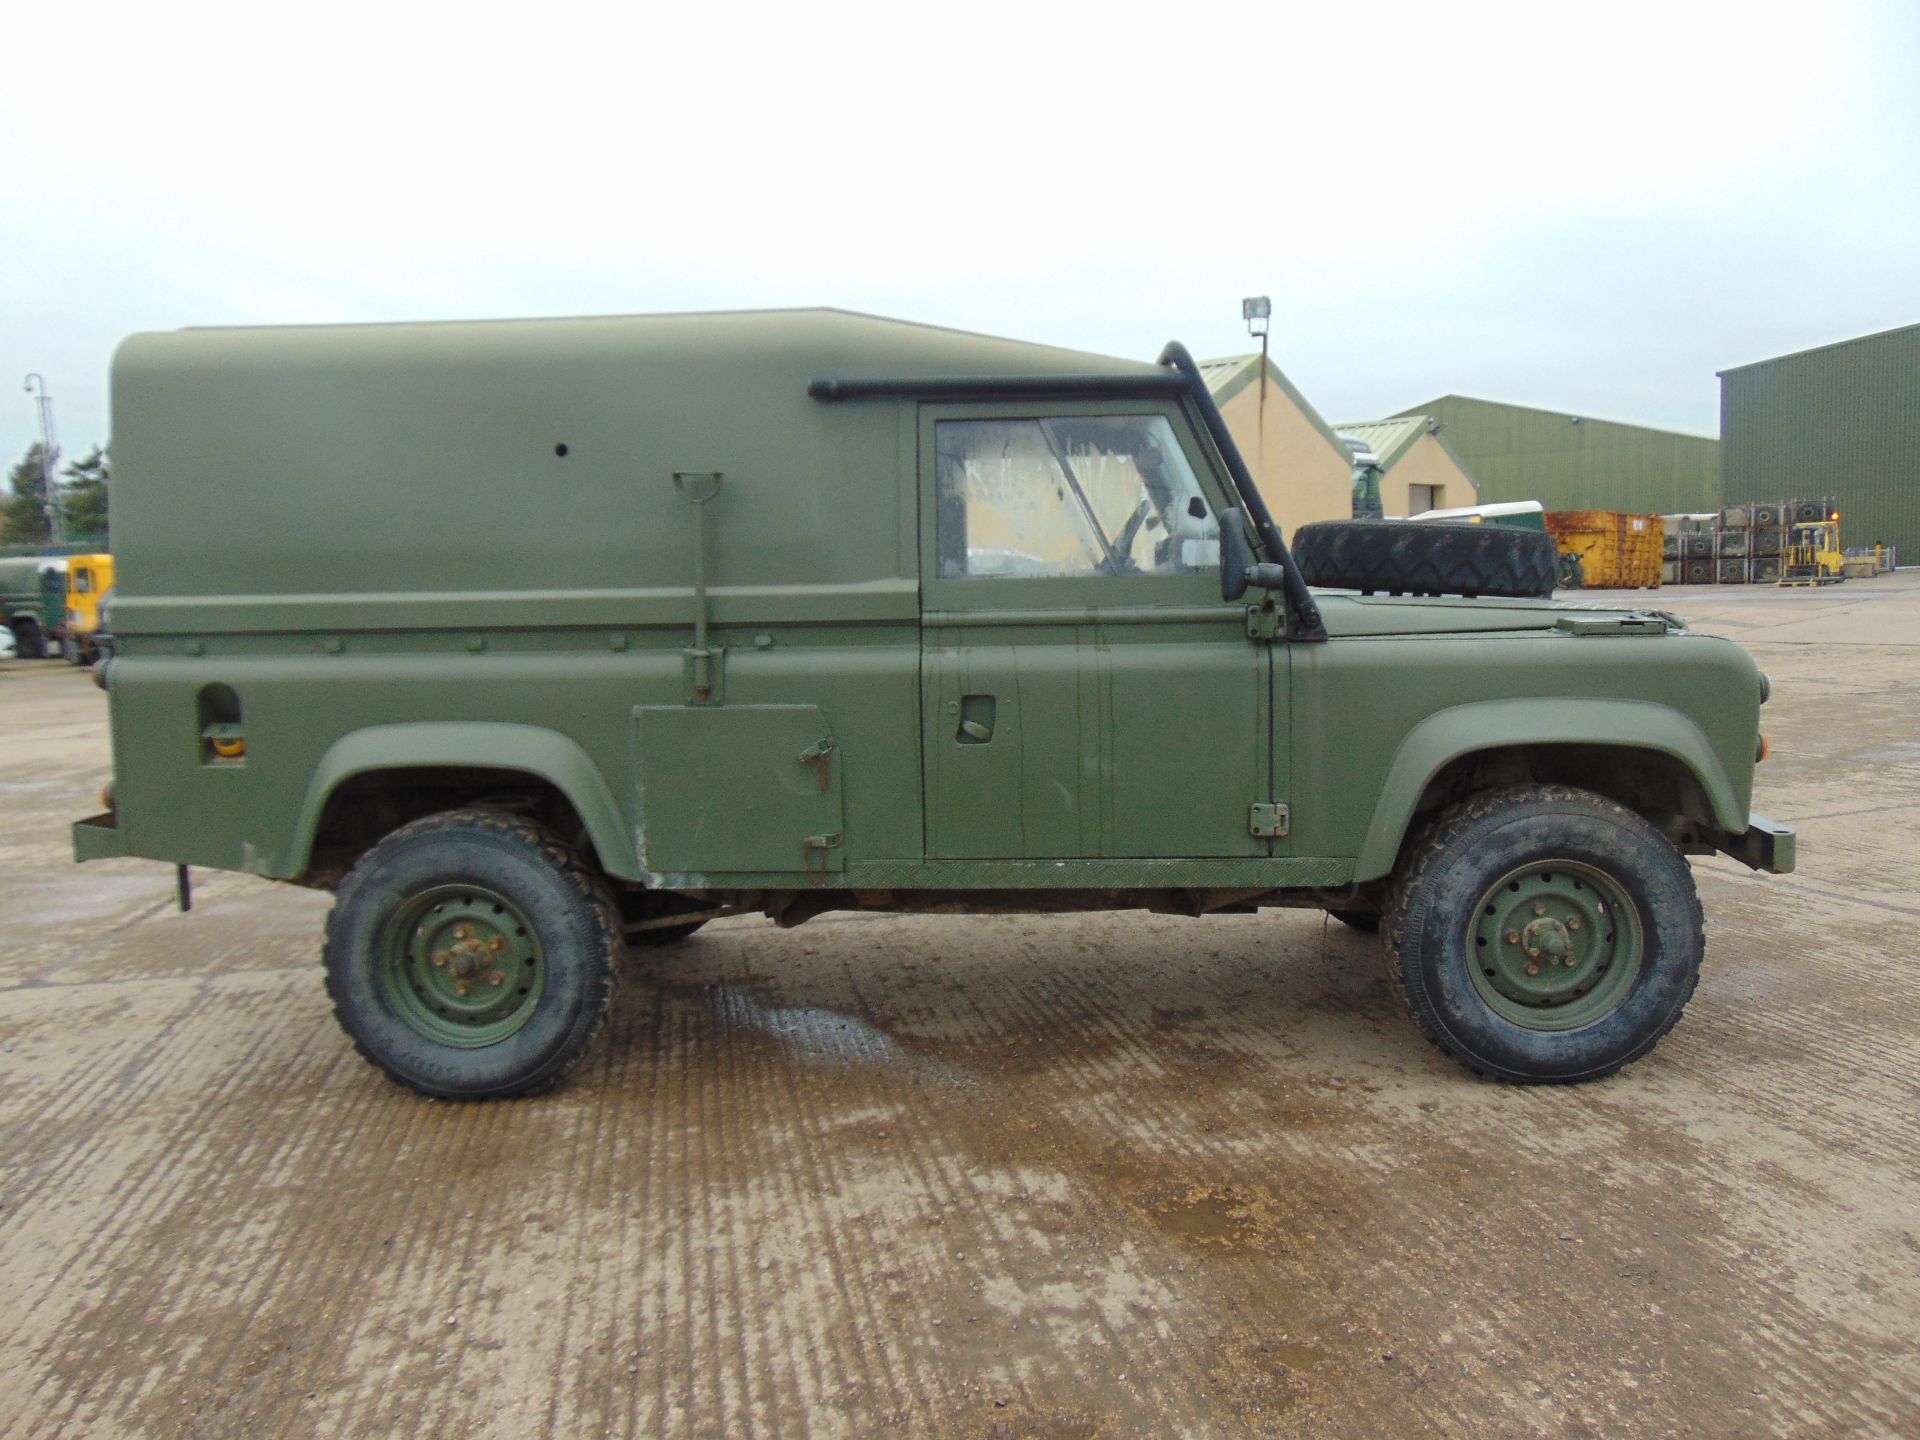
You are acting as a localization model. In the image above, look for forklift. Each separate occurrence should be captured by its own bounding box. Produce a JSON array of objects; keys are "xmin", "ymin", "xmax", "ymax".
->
[{"xmin": 1778, "ymin": 512, "xmax": 1844, "ymax": 586}]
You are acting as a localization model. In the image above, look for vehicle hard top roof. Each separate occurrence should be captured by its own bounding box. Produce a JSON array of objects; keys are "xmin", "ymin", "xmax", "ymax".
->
[{"xmin": 140, "ymin": 307, "xmax": 1163, "ymax": 386}]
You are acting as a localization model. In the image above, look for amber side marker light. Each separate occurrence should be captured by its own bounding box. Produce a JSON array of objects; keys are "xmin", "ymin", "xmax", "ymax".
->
[
  {"xmin": 210, "ymin": 736, "xmax": 247, "ymax": 760},
  {"xmin": 1756, "ymin": 735, "xmax": 1771, "ymax": 763}
]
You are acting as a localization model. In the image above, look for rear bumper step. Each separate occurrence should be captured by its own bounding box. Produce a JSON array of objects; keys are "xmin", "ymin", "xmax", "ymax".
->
[{"xmin": 72, "ymin": 812, "xmax": 127, "ymax": 863}]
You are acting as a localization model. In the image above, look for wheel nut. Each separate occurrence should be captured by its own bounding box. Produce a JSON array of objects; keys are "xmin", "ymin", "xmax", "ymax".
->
[
  {"xmin": 486, "ymin": 971, "xmax": 504, "ymax": 986},
  {"xmin": 1532, "ymin": 902, "xmax": 1547, "ymax": 916},
  {"xmin": 1525, "ymin": 963, "xmax": 1540, "ymax": 976},
  {"xmin": 432, "ymin": 951, "xmax": 448, "ymax": 967},
  {"xmin": 1567, "ymin": 917, "xmax": 1581, "ymax": 930},
  {"xmin": 1563, "ymin": 956, "xmax": 1577, "ymax": 968},
  {"xmin": 490, "ymin": 937, "xmax": 507, "ymax": 954},
  {"xmin": 454, "ymin": 981, "xmax": 469, "ymax": 996},
  {"xmin": 1528, "ymin": 948, "xmax": 1541, "ymax": 959},
  {"xmin": 1506, "ymin": 930, "xmax": 1521, "ymax": 944}
]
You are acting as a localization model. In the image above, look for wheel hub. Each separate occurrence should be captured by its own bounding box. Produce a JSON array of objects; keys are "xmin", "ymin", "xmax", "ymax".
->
[
  {"xmin": 380, "ymin": 888, "xmax": 545, "ymax": 1047},
  {"xmin": 1469, "ymin": 862, "xmax": 1644, "ymax": 1031}
]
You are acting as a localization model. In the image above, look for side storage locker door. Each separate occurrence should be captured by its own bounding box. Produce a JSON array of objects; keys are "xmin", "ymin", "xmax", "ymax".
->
[{"xmin": 633, "ymin": 704, "xmax": 844, "ymax": 877}]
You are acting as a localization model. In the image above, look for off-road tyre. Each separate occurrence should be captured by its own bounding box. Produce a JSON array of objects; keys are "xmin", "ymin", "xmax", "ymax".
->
[
  {"xmin": 1291, "ymin": 520, "xmax": 1558, "ymax": 599},
  {"xmin": 1383, "ymin": 785, "xmax": 1703, "ymax": 1083},
  {"xmin": 324, "ymin": 808, "xmax": 621, "ymax": 1099},
  {"xmin": 1327, "ymin": 909, "xmax": 1380, "ymax": 934}
]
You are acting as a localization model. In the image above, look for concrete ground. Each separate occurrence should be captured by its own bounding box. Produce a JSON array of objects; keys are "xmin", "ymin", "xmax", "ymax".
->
[{"xmin": 2, "ymin": 576, "xmax": 1917, "ymax": 1439}]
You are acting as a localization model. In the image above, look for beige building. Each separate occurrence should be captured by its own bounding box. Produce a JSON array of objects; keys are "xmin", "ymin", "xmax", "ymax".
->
[
  {"xmin": 1201, "ymin": 354, "xmax": 1356, "ymax": 538},
  {"xmin": 1335, "ymin": 415, "xmax": 1481, "ymax": 518}
]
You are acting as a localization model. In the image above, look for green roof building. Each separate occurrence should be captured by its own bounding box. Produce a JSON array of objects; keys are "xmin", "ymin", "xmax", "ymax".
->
[
  {"xmin": 1334, "ymin": 415, "xmax": 1480, "ymax": 518},
  {"xmin": 1719, "ymin": 321, "xmax": 1920, "ymax": 559},
  {"xmin": 1389, "ymin": 396, "xmax": 1720, "ymax": 515}
]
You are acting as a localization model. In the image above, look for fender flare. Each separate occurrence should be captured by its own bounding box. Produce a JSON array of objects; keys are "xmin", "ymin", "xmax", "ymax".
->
[
  {"xmin": 1352, "ymin": 698, "xmax": 1745, "ymax": 881},
  {"xmin": 289, "ymin": 722, "xmax": 638, "ymax": 879}
]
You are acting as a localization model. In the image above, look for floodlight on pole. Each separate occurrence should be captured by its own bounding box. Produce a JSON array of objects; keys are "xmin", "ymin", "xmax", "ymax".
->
[
  {"xmin": 1241, "ymin": 297, "xmax": 1273, "ymax": 475},
  {"xmin": 23, "ymin": 373, "xmax": 62, "ymax": 544}
]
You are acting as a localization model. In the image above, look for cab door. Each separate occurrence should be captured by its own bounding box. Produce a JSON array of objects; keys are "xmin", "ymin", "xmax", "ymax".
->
[{"xmin": 919, "ymin": 403, "xmax": 1282, "ymax": 860}]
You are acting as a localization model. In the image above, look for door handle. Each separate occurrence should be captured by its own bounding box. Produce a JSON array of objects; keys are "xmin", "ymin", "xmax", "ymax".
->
[{"xmin": 956, "ymin": 694, "xmax": 996, "ymax": 744}]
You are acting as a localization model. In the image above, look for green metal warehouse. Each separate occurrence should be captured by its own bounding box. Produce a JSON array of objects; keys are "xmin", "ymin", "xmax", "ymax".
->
[
  {"xmin": 1719, "ymin": 322, "xmax": 1920, "ymax": 561},
  {"xmin": 1390, "ymin": 396, "xmax": 1721, "ymax": 515}
]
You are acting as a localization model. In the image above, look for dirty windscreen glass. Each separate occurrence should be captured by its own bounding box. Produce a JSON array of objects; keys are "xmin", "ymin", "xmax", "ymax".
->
[{"xmin": 935, "ymin": 416, "xmax": 1218, "ymax": 579}]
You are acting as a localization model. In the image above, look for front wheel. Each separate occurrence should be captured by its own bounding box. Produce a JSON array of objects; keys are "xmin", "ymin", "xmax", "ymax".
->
[
  {"xmin": 1383, "ymin": 785, "xmax": 1703, "ymax": 1083},
  {"xmin": 324, "ymin": 809, "xmax": 621, "ymax": 1098}
]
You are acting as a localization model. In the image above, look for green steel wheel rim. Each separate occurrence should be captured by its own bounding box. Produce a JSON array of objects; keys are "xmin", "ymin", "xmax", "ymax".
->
[
  {"xmin": 378, "ymin": 885, "xmax": 546, "ymax": 1048},
  {"xmin": 1467, "ymin": 860, "xmax": 1645, "ymax": 1031}
]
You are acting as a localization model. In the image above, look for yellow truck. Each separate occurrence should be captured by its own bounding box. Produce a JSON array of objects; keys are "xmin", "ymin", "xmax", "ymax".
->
[{"xmin": 63, "ymin": 553, "xmax": 114, "ymax": 663}]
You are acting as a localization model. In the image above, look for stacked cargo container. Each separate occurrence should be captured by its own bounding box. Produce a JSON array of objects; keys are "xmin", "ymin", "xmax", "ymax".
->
[
  {"xmin": 1660, "ymin": 514, "xmax": 1715, "ymax": 585},
  {"xmin": 1661, "ymin": 498, "xmax": 1838, "ymax": 583}
]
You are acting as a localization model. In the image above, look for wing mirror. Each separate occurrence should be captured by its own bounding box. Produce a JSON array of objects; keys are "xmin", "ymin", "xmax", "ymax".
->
[{"xmin": 1219, "ymin": 508, "xmax": 1288, "ymax": 602}]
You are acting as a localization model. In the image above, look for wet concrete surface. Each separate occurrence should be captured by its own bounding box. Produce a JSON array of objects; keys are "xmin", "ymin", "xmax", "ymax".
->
[{"xmin": 2, "ymin": 576, "xmax": 1918, "ymax": 1438}]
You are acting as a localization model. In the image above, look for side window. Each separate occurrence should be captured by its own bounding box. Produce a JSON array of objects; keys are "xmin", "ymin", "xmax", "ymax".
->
[
  {"xmin": 935, "ymin": 415, "xmax": 1218, "ymax": 580},
  {"xmin": 74, "ymin": 569, "xmax": 93, "ymax": 594}
]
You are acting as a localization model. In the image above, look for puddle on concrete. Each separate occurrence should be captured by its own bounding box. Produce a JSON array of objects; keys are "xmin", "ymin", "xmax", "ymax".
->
[
  {"xmin": 701, "ymin": 985, "xmax": 975, "ymax": 1092},
  {"xmin": 710, "ymin": 987, "xmax": 904, "ymax": 1066},
  {"xmin": 1145, "ymin": 1184, "xmax": 1270, "ymax": 1250}
]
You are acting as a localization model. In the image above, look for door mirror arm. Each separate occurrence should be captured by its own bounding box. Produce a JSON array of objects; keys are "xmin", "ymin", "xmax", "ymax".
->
[{"xmin": 1219, "ymin": 508, "xmax": 1288, "ymax": 602}]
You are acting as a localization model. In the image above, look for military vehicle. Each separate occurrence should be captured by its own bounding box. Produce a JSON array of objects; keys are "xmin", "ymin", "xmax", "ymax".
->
[
  {"xmin": 0, "ymin": 555, "xmax": 66, "ymax": 659},
  {"xmin": 74, "ymin": 310, "xmax": 1792, "ymax": 1099}
]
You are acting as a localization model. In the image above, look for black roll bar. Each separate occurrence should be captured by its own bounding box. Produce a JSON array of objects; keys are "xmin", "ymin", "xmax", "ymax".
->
[{"xmin": 1156, "ymin": 341, "xmax": 1325, "ymax": 642}]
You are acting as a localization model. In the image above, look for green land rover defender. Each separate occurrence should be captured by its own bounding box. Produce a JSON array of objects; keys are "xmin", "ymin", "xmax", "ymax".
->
[{"xmin": 73, "ymin": 310, "xmax": 1793, "ymax": 1098}]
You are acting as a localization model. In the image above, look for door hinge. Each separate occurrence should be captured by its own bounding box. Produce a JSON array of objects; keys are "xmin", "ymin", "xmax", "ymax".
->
[
  {"xmin": 798, "ymin": 737, "xmax": 837, "ymax": 792},
  {"xmin": 1249, "ymin": 802, "xmax": 1290, "ymax": 838},
  {"xmin": 1245, "ymin": 604, "xmax": 1284, "ymax": 641},
  {"xmin": 802, "ymin": 832, "xmax": 842, "ymax": 882}
]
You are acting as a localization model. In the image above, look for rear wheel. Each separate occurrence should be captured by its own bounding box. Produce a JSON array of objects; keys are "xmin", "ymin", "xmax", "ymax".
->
[
  {"xmin": 324, "ymin": 809, "xmax": 621, "ymax": 1098},
  {"xmin": 1383, "ymin": 785, "xmax": 1702, "ymax": 1082}
]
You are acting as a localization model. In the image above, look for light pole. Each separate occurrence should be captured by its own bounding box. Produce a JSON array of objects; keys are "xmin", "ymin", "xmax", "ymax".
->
[
  {"xmin": 1242, "ymin": 296, "xmax": 1272, "ymax": 484},
  {"xmin": 22, "ymin": 373, "xmax": 62, "ymax": 543}
]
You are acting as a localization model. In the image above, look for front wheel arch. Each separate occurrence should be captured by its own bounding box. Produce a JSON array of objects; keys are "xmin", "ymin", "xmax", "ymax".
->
[{"xmin": 1352, "ymin": 702, "xmax": 1745, "ymax": 881}]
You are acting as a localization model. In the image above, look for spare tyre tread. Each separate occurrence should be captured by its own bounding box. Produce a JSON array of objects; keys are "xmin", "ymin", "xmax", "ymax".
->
[{"xmin": 1291, "ymin": 520, "xmax": 1558, "ymax": 599}]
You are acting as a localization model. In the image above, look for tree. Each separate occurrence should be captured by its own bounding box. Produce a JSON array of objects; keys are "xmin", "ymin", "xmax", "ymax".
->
[
  {"xmin": 61, "ymin": 446, "xmax": 109, "ymax": 544},
  {"xmin": 2, "ymin": 442, "xmax": 57, "ymax": 544}
]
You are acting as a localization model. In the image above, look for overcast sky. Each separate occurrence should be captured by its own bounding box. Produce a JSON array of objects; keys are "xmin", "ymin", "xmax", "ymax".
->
[{"xmin": 4, "ymin": 0, "xmax": 1916, "ymax": 471}]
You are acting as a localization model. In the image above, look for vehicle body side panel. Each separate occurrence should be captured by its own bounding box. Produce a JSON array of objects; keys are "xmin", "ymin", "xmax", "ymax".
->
[
  {"xmin": 1290, "ymin": 625, "xmax": 1761, "ymax": 880},
  {"xmin": 105, "ymin": 628, "xmax": 921, "ymax": 882}
]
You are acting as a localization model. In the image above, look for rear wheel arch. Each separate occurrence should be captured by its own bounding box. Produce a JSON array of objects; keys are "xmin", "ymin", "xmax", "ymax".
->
[{"xmin": 292, "ymin": 724, "xmax": 637, "ymax": 885}]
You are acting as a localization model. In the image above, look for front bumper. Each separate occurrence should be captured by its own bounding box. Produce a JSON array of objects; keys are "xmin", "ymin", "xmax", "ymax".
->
[{"xmin": 1717, "ymin": 813, "xmax": 1796, "ymax": 874}]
